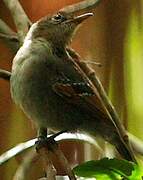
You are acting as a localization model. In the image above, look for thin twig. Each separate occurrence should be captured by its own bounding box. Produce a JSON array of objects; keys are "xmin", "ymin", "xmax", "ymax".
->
[
  {"xmin": 60, "ymin": 0, "xmax": 102, "ymax": 14},
  {"xmin": 0, "ymin": 18, "xmax": 15, "ymax": 34},
  {"xmin": 38, "ymin": 147, "xmax": 57, "ymax": 180},
  {"xmin": 0, "ymin": 69, "xmax": 11, "ymax": 81},
  {"xmin": 36, "ymin": 131, "xmax": 76, "ymax": 180},
  {"xmin": 0, "ymin": 133, "xmax": 102, "ymax": 165},
  {"xmin": 0, "ymin": 32, "xmax": 19, "ymax": 41},
  {"xmin": 0, "ymin": 19, "xmax": 20, "ymax": 52},
  {"xmin": 3, "ymin": 0, "xmax": 32, "ymax": 43},
  {"xmin": 53, "ymin": 146, "xmax": 76, "ymax": 180},
  {"xmin": 0, "ymin": 32, "xmax": 20, "ymax": 52}
]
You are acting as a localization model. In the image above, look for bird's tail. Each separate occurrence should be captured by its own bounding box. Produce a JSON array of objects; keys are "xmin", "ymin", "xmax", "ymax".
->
[{"xmin": 115, "ymin": 138, "xmax": 137, "ymax": 163}]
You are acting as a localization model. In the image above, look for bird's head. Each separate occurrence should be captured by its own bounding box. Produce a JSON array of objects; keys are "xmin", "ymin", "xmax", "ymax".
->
[{"xmin": 28, "ymin": 12, "xmax": 93, "ymax": 48}]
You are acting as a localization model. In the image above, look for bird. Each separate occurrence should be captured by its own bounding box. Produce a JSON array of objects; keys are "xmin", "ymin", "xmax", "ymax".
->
[{"xmin": 10, "ymin": 11, "xmax": 136, "ymax": 162}]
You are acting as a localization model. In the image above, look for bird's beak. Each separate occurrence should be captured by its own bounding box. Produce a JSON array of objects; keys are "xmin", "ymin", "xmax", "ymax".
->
[
  {"xmin": 66, "ymin": 12, "xmax": 94, "ymax": 24},
  {"xmin": 73, "ymin": 12, "xmax": 94, "ymax": 23}
]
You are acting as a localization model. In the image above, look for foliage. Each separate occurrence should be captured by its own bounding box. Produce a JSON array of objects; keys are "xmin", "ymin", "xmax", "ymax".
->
[{"xmin": 74, "ymin": 158, "xmax": 143, "ymax": 180}]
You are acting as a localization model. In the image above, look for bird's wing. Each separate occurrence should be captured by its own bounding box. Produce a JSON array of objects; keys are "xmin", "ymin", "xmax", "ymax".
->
[{"xmin": 52, "ymin": 57, "xmax": 108, "ymax": 120}]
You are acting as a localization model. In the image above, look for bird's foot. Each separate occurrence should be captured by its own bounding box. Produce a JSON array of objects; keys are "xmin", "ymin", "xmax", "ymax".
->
[
  {"xmin": 35, "ymin": 130, "xmax": 67, "ymax": 152},
  {"xmin": 35, "ymin": 135, "xmax": 58, "ymax": 153}
]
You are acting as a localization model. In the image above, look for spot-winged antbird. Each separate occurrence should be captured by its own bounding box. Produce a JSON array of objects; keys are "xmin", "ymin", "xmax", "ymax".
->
[{"xmin": 10, "ymin": 11, "xmax": 136, "ymax": 162}]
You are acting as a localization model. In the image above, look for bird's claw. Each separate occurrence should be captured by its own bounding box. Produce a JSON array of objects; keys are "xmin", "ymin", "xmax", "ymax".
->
[
  {"xmin": 35, "ymin": 135, "xmax": 57, "ymax": 152},
  {"xmin": 35, "ymin": 130, "xmax": 67, "ymax": 152}
]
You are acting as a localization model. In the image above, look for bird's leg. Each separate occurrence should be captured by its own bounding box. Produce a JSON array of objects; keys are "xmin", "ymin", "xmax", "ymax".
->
[
  {"xmin": 35, "ymin": 128, "xmax": 67, "ymax": 152},
  {"xmin": 35, "ymin": 129, "xmax": 76, "ymax": 180},
  {"xmin": 35, "ymin": 128, "xmax": 57, "ymax": 179},
  {"xmin": 35, "ymin": 128, "xmax": 48, "ymax": 152}
]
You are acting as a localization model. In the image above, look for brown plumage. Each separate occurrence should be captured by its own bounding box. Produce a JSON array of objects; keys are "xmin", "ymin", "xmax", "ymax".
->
[{"xmin": 10, "ymin": 12, "xmax": 136, "ymax": 162}]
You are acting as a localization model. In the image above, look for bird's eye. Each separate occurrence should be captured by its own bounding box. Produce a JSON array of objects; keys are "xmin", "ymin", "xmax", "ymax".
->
[{"xmin": 52, "ymin": 14, "xmax": 65, "ymax": 22}]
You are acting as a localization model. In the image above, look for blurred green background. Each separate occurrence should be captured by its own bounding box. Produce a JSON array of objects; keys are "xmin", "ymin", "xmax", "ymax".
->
[{"xmin": 0, "ymin": 0, "xmax": 143, "ymax": 179}]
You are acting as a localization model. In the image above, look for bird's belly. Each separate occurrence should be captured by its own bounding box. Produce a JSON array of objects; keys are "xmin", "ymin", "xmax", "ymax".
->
[
  {"xmin": 10, "ymin": 66, "xmax": 116, "ymax": 143},
  {"xmin": 20, "ymin": 90, "xmax": 84, "ymax": 131},
  {"xmin": 10, "ymin": 59, "xmax": 104, "ymax": 133},
  {"xmin": 10, "ymin": 70, "xmax": 83, "ymax": 131}
]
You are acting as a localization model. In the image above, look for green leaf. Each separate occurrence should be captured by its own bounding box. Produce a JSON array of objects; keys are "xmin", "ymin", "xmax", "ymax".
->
[
  {"xmin": 73, "ymin": 158, "xmax": 136, "ymax": 180},
  {"xmin": 128, "ymin": 163, "xmax": 143, "ymax": 180}
]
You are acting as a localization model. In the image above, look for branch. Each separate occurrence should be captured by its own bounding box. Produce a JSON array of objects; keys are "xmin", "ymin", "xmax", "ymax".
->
[
  {"xmin": 0, "ymin": 19, "xmax": 20, "ymax": 52},
  {"xmin": 0, "ymin": 133, "xmax": 102, "ymax": 165},
  {"xmin": 0, "ymin": 32, "xmax": 20, "ymax": 53},
  {"xmin": 3, "ymin": 0, "xmax": 32, "ymax": 43},
  {"xmin": 60, "ymin": 0, "xmax": 102, "ymax": 14},
  {"xmin": 52, "ymin": 145, "xmax": 76, "ymax": 180},
  {"xmin": 38, "ymin": 147, "xmax": 57, "ymax": 180},
  {"xmin": 37, "ymin": 144, "xmax": 58, "ymax": 180},
  {"xmin": 0, "ymin": 0, "xmax": 101, "ymax": 52},
  {"xmin": 0, "ymin": 69, "xmax": 11, "ymax": 81},
  {"xmin": 13, "ymin": 142, "xmax": 76, "ymax": 180},
  {"xmin": 36, "ymin": 131, "xmax": 76, "ymax": 180},
  {"xmin": 0, "ymin": 18, "xmax": 15, "ymax": 34},
  {"xmin": 0, "ymin": 32, "xmax": 18, "ymax": 40}
]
